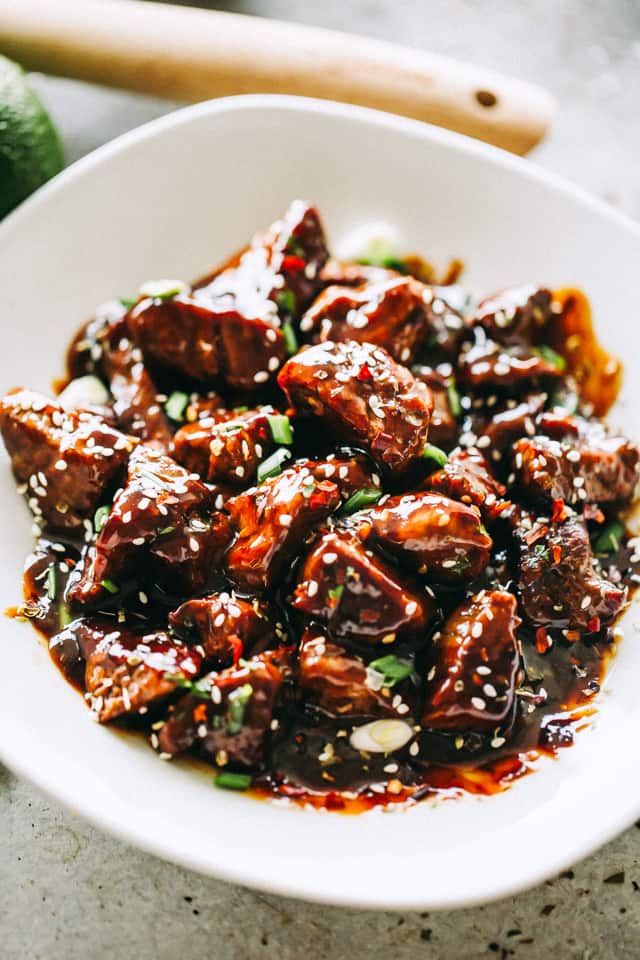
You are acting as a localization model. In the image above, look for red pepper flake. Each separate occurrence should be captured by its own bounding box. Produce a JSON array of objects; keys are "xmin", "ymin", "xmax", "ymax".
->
[
  {"xmin": 564, "ymin": 629, "xmax": 580, "ymax": 643},
  {"xmin": 281, "ymin": 254, "xmax": 306, "ymax": 273},
  {"xmin": 230, "ymin": 634, "xmax": 243, "ymax": 665},
  {"xmin": 551, "ymin": 544, "xmax": 562, "ymax": 564},
  {"xmin": 535, "ymin": 627, "xmax": 552, "ymax": 654},
  {"xmin": 551, "ymin": 498, "xmax": 567, "ymax": 523},
  {"xmin": 587, "ymin": 616, "xmax": 601, "ymax": 633},
  {"xmin": 193, "ymin": 703, "xmax": 208, "ymax": 724},
  {"xmin": 357, "ymin": 363, "xmax": 373, "ymax": 382},
  {"xmin": 583, "ymin": 503, "xmax": 605, "ymax": 524}
]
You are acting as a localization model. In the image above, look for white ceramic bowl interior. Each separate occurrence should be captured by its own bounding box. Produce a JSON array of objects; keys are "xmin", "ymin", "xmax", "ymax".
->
[{"xmin": 1, "ymin": 95, "xmax": 639, "ymax": 910}]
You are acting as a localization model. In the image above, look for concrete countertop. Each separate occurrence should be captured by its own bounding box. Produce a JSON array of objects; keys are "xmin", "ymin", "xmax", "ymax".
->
[{"xmin": 3, "ymin": 1, "xmax": 640, "ymax": 957}]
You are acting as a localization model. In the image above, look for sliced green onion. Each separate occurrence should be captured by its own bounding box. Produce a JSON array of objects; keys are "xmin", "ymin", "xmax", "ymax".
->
[
  {"xmin": 359, "ymin": 254, "xmax": 408, "ymax": 273},
  {"xmin": 139, "ymin": 279, "xmax": 188, "ymax": 300},
  {"xmin": 535, "ymin": 345, "xmax": 566, "ymax": 371},
  {"xmin": 368, "ymin": 654, "xmax": 413, "ymax": 688},
  {"xmin": 276, "ymin": 289, "xmax": 295, "ymax": 315},
  {"xmin": 257, "ymin": 448, "xmax": 292, "ymax": 483},
  {"xmin": 119, "ymin": 296, "xmax": 137, "ymax": 309},
  {"xmin": 447, "ymin": 379, "xmax": 462, "ymax": 418},
  {"xmin": 328, "ymin": 584, "xmax": 344, "ymax": 603},
  {"xmin": 46, "ymin": 565, "xmax": 57, "ymax": 601},
  {"xmin": 285, "ymin": 234, "xmax": 305, "ymax": 257},
  {"xmin": 267, "ymin": 414, "xmax": 293, "ymax": 445},
  {"xmin": 422, "ymin": 443, "xmax": 448, "ymax": 467},
  {"xmin": 594, "ymin": 520, "xmax": 625, "ymax": 554},
  {"xmin": 233, "ymin": 405, "xmax": 249, "ymax": 414},
  {"xmin": 59, "ymin": 605, "xmax": 73, "ymax": 629},
  {"xmin": 94, "ymin": 504, "xmax": 111, "ymax": 533},
  {"xmin": 226, "ymin": 683, "xmax": 253, "ymax": 734},
  {"xmin": 283, "ymin": 321, "xmax": 298, "ymax": 355},
  {"xmin": 101, "ymin": 578, "xmax": 120, "ymax": 594},
  {"xmin": 165, "ymin": 390, "xmax": 189, "ymax": 422},
  {"xmin": 163, "ymin": 674, "xmax": 211, "ymax": 699},
  {"xmin": 340, "ymin": 488, "xmax": 382, "ymax": 515},
  {"xmin": 214, "ymin": 771, "xmax": 252, "ymax": 791}
]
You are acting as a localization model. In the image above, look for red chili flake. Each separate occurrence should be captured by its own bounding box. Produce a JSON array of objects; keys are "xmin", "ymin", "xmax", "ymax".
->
[
  {"xmin": 309, "ymin": 492, "xmax": 329, "ymax": 510},
  {"xmin": 229, "ymin": 634, "xmax": 243, "ymax": 665},
  {"xmin": 357, "ymin": 363, "xmax": 373, "ymax": 382},
  {"xmin": 524, "ymin": 525, "xmax": 548, "ymax": 546},
  {"xmin": 583, "ymin": 503, "xmax": 605, "ymax": 524},
  {"xmin": 551, "ymin": 498, "xmax": 567, "ymax": 523},
  {"xmin": 535, "ymin": 627, "xmax": 552, "ymax": 654},
  {"xmin": 564, "ymin": 629, "xmax": 580, "ymax": 643},
  {"xmin": 587, "ymin": 616, "xmax": 601, "ymax": 633},
  {"xmin": 281, "ymin": 254, "xmax": 306, "ymax": 273},
  {"xmin": 551, "ymin": 544, "xmax": 562, "ymax": 564},
  {"xmin": 193, "ymin": 703, "xmax": 208, "ymax": 724}
]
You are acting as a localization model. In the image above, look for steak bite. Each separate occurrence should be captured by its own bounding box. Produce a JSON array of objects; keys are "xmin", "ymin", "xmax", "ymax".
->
[
  {"xmin": 412, "ymin": 366, "xmax": 459, "ymax": 449},
  {"xmin": 470, "ymin": 286, "xmax": 553, "ymax": 347},
  {"xmin": 225, "ymin": 466, "xmax": 340, "ymax": 592},
  {"xmin": 169, "ymin": 592, "xmax": 275, "ymax": 666},
  {"xmin": 457, "ymin": 338, "xmax": 563, "ymax": 395},
  {"xmin": 513, "ymin": 423, "xmax": 639, "ymax": 507},
  {"xmin": 297, "ymin": 627, "xmax": 419, "ymax": 719},
  {"xmin": 0, "ymin": 388, "xmax": 134, "ymax": 531},
  {"xmin": 362, "ymin": 491, "xmax": 492, "ymax": 584},
  {"xmin": 293, "ymin": 529, "xmax": 436, "ymax": 646},
  {"xmin": 69, "ymin": 445, "xmax": 213, "ymax": 605},
  {"xmin": 426, "ymin": 447, "xmax": 509, "ymax": 523},
  {"xmin": 421, "ymin": 590, "xmax": 522, "ymax": 734},
  {"xmin": 84, "ymin": 624, "xmax": 203, "ymax": 723},
  {"xmin": 278, "ymin": 340, "xmax": 433, "ymax": 474},
  {"xmin": 477, "ymin": 393, "xmax": 546, "ymax": 454},
  {"xmin": 172, "ymin": 407, "xmax": 277, "ymax": 485},
  {"xmin": 302, "ymin": 454, "xmax": 381, "ymax": 501},
  {"xmin": 155, "ymin": 650, "xmax": 291, "ymax": 766},
  {"xmin": 300, "ymin": 275, "xmax": 458, "ymax": 365},
  {"xmin": 516, "ymin": 516, "xmax": 626, "ymax": 631}
]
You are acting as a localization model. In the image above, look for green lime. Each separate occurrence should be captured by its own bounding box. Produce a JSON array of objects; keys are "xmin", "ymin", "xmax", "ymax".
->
[{"xmin": 0, "ymin": 55, "xmax": 64, "ymax": 219}]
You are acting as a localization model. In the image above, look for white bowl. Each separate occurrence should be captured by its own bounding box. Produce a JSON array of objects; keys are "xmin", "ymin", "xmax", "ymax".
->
[{"xmin": 1, "ymin": 95, "xmax": 639, "ymax": 911}]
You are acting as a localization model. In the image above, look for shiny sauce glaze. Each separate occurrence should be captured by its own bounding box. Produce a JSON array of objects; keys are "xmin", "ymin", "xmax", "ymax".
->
[{"xmin": 4, "ymin": 199, "xmax": 640, "ymax": 813}]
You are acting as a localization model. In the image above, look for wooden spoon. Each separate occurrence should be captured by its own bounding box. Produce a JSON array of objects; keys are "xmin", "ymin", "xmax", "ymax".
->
[{"xmin": 0, "ymin": 0, "xmax": 555, "ymax": 154}]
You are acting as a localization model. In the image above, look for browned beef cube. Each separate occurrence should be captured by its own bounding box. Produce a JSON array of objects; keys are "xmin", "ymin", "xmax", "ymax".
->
[
  {"xmin": 363, "ymin": 491, "xmax": 492, "ymax": 584},
  {"xmin": 169, "ymin": 592, "xmax": 274, "ymax": 666},
  {"xmin": 0, "ymin": 388, "xmax": 134, "ymax": 531},
  {"xmin": 422, "ymin": 590, "xmax": 521, "ymax": 734},
  {"xmin": 301, "ymin": 276, "xmax": 435, "ymax": 365},
  {"xmin": 298, "ymin": 627, "xmax": 419, "ymax": 719},
  {"xmin": 84, "ymin": 624, "xmax": 203, "ymax": 723},
  {"xmin": 426, "ymin": 448, "xmax": 509, "ymax": 523},
  {"xmin": 471, "ymin": 286, "xmax": 553, "ymax": 346},
  {"xmin": 513, "ymin": 425, "xmax": 639, "ymax": 507},
  {"xmin": 70, "ymin": 304, "xmax": 172, "ymax": 450},
  {"xmin": 172, "ymin": 407, "xmax": 276, "ymax": 485},
  {"xmin": 155, "ymin": 650, "xmax": 291, "ymax": 766},
  {"xmin": 517, "ymin": 516, "xmax": 626, "ymax": 630},
  {"xmin": 278, "ymin": 340, "xmax": 433, "ymax": 474},
  {"xmin": 413, "ymin": 366, "xmax": 459, "ymax": 449},
  {"xmin": 293, "ymin": 529, "xmax": 435, "ymax": 646},
  {"xmin": 319, "ymin": 259, "xmax": 400, "ymax": 288},
  {"xmin": 225, "ymin": 467, "xmax": 340, "ymax": 592},
  {"xmin": 149, "ymin": 511, "xmax": 232, "ymax": 595},
  {"xmin": 69, "ymin": 445, "xmax": 213, "ymax": 605},
  {"xmin": 457, "ymin": 339, "xmax": 562, "ymax": 395},
  {"xmin": 477, "ymin": 393, "xmax": 545, "ymax": 454}
]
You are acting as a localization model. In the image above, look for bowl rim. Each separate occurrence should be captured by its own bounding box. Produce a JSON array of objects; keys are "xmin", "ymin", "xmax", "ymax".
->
[{"xmin": 2, "ymin": 93, "xmax": 640, "ymax": 911}]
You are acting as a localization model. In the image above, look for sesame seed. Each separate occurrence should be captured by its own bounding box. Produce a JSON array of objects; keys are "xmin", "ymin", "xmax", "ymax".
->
[
  {"xmin": 322, "ymin": 552, "xmax": 338, "ymax": 565},
  {"xmin": 491, "ymin": 736, "xmax": 506, "ymax": 749},
  {"xmin": 476, "ymin": 665, "xmax": 491, "ymax": 675},
  {"xmin": 211, "ymin": 686, "xmax": 221, "ymax": 704},
  {"xmin": 307, "ymin": 580, "xmax": 318, "ymax": 597},
  {"xmin": 471, "ymin": 621, "xmax": 483, "ymax": 638},
  {"xmin": 405, "ymin": 601, "xmax": 418, "ymax": 616},
  {"xmin": 471, "ymin": 696, "xmax": 486, "ymax": 711},
  {"xmin": 409, "ymin": 741, "xmax": 419, "ymax": 757},
  {"xmin": 279, "ymin": 514, "xmax": 292, "ymax": 527},
  {"xmin": 253, "ymin": 370, "xmax": 269, "ymax": 383},
  {"xmin": 483, "ymin": 683, "xmax": 497, "ymax": 698}
]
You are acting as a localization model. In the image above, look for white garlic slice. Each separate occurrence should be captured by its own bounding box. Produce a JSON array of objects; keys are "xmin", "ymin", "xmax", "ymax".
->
[
  {"xmin": 58, "ymin": 375, "xmax": 109, "ymax": 410},
  {"xmin": 349, "ymin": 719, "xmax": 414, "ymax": 754}
]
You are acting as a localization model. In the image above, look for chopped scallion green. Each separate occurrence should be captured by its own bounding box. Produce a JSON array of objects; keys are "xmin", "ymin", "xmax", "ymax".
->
[
  {"xmin": 422, "ymin": 443, "xmax": 448, "ymax": 467},
  {"xmin": 328, "ymin": 584, "xmax": 344, "ymax": 603},
  {"xmin": 94, "ymin": 504, "xmax": 111, "ymax": 533},
  {"xmin": 139, "ymin": 279, "xmax": 188, "ymax": 300},
  {"xmin": 535, "ymin": 345, "xmax": 566, "ymax": 371},
  {"xmin": 283, "ymin": 321, "xmax": 298, "ymax": 355},
  {"xmin": 214, "ymin": 771, "xmax": 252, "ymax": 791},
  {"xmin": 340, "ymin": 488, "xmax": 382, "ymax": 515},
  {"xmin": 46, "ymin": 565, "xmax": 57, "ymax": 601},
  {"xmin": 267, "ymin": 414, "xmax": 293, "ymax": 445},
  {"xmin": 447, "ymin": 378, "xmax": 462, "ymax": 417},
  {"xmin": 100, "ymin": 578, "xmax": 119, "ymax": 594},
  {"xmin": 163, "ymin": 674, "xmax": 211, "ymax": 699},
  {"xmin": 59, "ymin": 605, "xmax": 73, "ymax": 629},
  {"xmin": 368, "ymin": 654, "xmax": 413, "ymax": 688},
  {"xmin": 165, "ymin": 390, "xmax": 189, "ymax": 422},
  {"xmin": 257, "ymin": 448, "xmax": 292, "ymax": 483},
  {"xmin": 276, "ymin": 289, "xmax": 296, "ymax": 315},
  {"xmin": 226, "ymin": 683, "xmax": 253, "ymax": 734},
  {"xmin": 119, "ymin": 296, "xmax": 137, "ymax": 309},
  {"xmin": 594, "ymin": 521, "xmax": 625, "ymax": 554}
]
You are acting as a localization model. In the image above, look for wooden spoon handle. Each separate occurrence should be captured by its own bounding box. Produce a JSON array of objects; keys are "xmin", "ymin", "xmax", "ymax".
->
[{"xmin": 0, "ymin": 0, "xmax": 555, "ymax": 155}]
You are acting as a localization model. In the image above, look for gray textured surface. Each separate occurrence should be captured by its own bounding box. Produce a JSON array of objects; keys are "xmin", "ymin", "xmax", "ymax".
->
[{"xmin": 3, "ymin": 1, "xmax": 640, "ymax": 957}]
